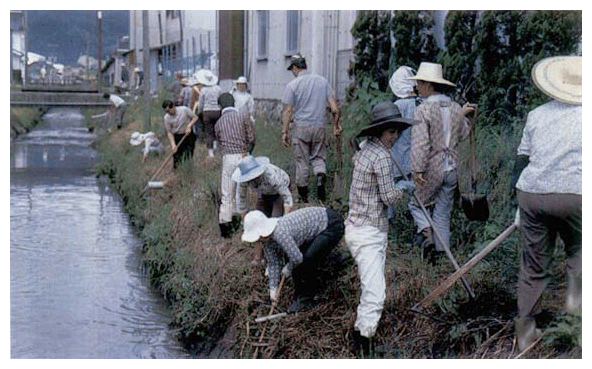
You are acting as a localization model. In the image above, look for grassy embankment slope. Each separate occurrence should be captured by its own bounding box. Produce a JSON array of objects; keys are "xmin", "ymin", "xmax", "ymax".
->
[{"xmin": 93, "ymin": 95, "xmax": 581, "ymax": 359}]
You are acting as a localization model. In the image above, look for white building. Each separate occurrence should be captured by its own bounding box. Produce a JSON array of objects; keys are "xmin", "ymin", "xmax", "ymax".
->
[
  {"xmin": 244, "ymin": 10, "xmax": 358, "ymax": 103},
  {"xmin": 128, "ymin": 10, "xmax": 217, "ymax": 92}
]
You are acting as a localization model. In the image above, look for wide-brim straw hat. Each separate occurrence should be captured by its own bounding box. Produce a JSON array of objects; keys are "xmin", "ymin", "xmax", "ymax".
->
[
  {"xmin": 408, "ymin": 62, "xmax": 456, "ymax": 87},
  {"xmin": 241, "ymin": 210, "xmax": 279, "ymax": 242},
  {"xmin": 194, "ymin": 69, "xmax": 218, "ymax": 86},
  {"xmin": 357, "ymin": 102, "xmax": 415, "ymax": 137},
  {"xmin": 532, "ymin": 55, "xmax": 582, "ymax": 105},
  {"xmin": 232, "ymin": 156, "xmax": 270, "ymax": 183}
]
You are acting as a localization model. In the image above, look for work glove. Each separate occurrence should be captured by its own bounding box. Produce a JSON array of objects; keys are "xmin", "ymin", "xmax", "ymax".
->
[
  {"xmin": 514, "ymin": 209, "xmax": 521, "ymax": 227},
  {"xmin": 269, "ymin": 287, "xmax": 277, "ymax": 302},
  {"xmin": 281, "ymin": 264, "xmax": 292, "ymax": 278},
  {"xmin": 396, "ymin": 180, "xmax": 416, "ymax": 195}
]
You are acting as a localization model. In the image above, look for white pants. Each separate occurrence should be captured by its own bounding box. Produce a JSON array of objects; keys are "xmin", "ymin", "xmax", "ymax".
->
[
  {"xmin": 219, "ymin": 153, "xmax": 243, "ymax": 223},
  {"xmin": 345, "ymin": 224, "xmax": 388, "ymax": 338}
]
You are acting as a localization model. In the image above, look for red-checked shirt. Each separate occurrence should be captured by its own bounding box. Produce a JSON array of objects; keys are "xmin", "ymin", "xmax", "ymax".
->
[{"xmin": 345, "ymin": 137, "xmax": 403, "ymax": 232}]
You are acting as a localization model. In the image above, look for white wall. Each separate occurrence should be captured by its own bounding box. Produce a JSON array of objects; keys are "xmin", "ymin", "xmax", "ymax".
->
[{"xmin": 246, "ymin": 10, "xmax": 356, "ymax": 102}]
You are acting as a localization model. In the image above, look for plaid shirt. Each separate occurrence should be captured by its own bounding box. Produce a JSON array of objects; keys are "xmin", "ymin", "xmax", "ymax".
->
[
  {"xmin": 264, "ymin": 207, "xmax": 329, "ymax": 290},
  {"xmin": 236, "ymin": 163, "xmax": 294, "ymax": 213},
  {"xmin": 346, "ymin": 137, "xmax": 403, "ymax": 232},
  {"xmin": 215, "ymin": 107, "xmax": 255, "ymax": 155}
]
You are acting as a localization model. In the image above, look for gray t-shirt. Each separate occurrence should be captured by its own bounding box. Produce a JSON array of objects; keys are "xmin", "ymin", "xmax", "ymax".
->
[
  {"xmin": 164, "ymin": 106, "xmax": 196, "ymax": 134},
  {"xmin": 281, "ymin": 71, "xmax": 332, "ymax": 126}
]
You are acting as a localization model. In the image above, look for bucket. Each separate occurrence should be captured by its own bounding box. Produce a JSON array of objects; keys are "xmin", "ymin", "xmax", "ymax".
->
[{"xmin": 148, "ymin": 181, "xmax": 165, "ymax": 189}]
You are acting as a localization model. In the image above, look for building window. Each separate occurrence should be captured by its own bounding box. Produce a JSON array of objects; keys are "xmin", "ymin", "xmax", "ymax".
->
[
  {"xmin": 286, "ymin": 10, "xmax": 299, "ymax": 55},
  {"xmin": 257, "ymin": 10, "xmax": 269, "ymax": 60}
]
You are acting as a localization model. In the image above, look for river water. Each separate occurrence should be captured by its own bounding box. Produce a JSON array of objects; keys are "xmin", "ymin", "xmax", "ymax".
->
[{"xmin": 10, "ymin": 108, "xmax": 190, "ymax": 359}]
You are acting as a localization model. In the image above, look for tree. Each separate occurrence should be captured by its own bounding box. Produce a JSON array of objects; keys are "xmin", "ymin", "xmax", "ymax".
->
[
  {"xmin": 349, "ymin": 10, "xmax": 392, "ymax": 92},
  {"xmin": 437, "ymin": 10, "xmax": 479, "ymax": 104},
  {"xmin": 390, "ymin": 11, "xmax": 440, "ymax": 77}
]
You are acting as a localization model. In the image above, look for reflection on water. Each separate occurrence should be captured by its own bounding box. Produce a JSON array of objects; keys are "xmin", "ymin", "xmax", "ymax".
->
[{"xmin": 10, "ymin": 108, "xmax": 190, "ymax": 359}]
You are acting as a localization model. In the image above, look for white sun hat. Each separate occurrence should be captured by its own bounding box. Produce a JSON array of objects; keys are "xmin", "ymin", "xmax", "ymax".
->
[
  {"xmin": 130, "ymin": 132, "xmax": 145, "ymax": 146},
  {"xmin": 232, "ymin": 155, "xmax": 270, "ymax": 183},
  {"xmin": 194, "ymin": 69, "xmax": 218, "ymax": 86},
  {"xmin": 532, "ymin": 55, "xmax": 582, "ymax": 105},
  {"xmin": 236, "ymin": 76, "xmax": 248, "ymax": 84},
  {"xmin": 408, "ymin": 62, "xmax": 456, "ymax": 87},
  {"xmin": 242, "ymin": 210, "xmax": 279, "ymax": 242},
  {"xmin": 389, "ymin": 66, "xmax": 417, "ymax": 98}
]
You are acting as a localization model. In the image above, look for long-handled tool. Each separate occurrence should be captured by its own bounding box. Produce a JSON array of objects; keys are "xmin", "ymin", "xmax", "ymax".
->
[
  {"xmin": 252, "ymin": 274, "xmax": 286, "ymax": 359},
  {"xmin": 139, "ymin": 133, "xmax": 189, "ymax": 195},
  {"xmin": 411, "ymin": 223, "xmax": 517, "ymax": 314},
  {"xmin": 461, "ymin": 105, "xmax": 489, "ymax": 221},
  {"xmin": 392, "ymin": 156, "xmax": 475, "ymax": 299}
]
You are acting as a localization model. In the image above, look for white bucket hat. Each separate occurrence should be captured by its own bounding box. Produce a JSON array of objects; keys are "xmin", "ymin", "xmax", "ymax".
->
[
  {"xmin": 236, "ymin": 76, "xmax": 248, "ymax": 84},
  {"xmin": 194, "ymin": 69, "xmax": 218, "ymax": 86},
  {"xmin": 130, "ymin": 132, "xmax": 144, "ymax": 146},
  {"xmin": 242, "ymin": 210, "xmax": 279, "ymax": 242},
  {"xmin": 232, "ymin": 156, "xmax": 270, "ymax": 183},
  {"xmin": 408, "ymin": 62, "xmax": 456, "ymax": 87},
  {"xmin": 389, "ymin": 66, "xmax": 417, "ymax": 98},
  {"xmin": 532, "ymin": 55, "xmax": 582, "ymax": 105}
]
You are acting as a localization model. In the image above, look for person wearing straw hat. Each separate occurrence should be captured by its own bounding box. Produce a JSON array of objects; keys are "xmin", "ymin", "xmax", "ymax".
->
[
  {"xmin": 408, "ymin": 62, "xmax": 475, "ymax": 261},
  {"xmin": 215, "ymin": 93, "xmax": 256, "ymax": 238},
  {"xmin": 130, "ymin": 131, "xmax": 163, "ymax": 162},
  {"xmin": 344, "ymin": 101, "xmax": 413, "ymax": 354},
  {"xmin": 233, "ymin": 155, "xmax": 294, "ymax": 265},
  {"xmin": 162, "ymin": 99, "xmax": 198, "ymax": 169},
  {"xmin": 510, "ymin": 55, "xmax": 582, "ymax": 352},
  {"xmin": 232, "ymin": 76, "xmax": 255, "ymax": 123},
  {"xmin": 281, "ymin": 54, "xmax": 342, "ymax": 203},
  {"xmin": 241, "ymin": 206, "xmax": 344, "ymax": 313},
  {"xmin": 387, "ymin": 65, "xmax": 422, "ymax": 241},
  {"xmin": 179, "ymin": 78, "xmax": 193, "ymax": 108},
  {"xmin": 196, "ymin": 69, "xmax": 222, "ymax": 158}
]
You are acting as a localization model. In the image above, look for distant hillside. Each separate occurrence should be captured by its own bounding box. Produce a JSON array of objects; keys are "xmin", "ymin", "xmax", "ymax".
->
[{"xmin": 27, "ymin": 10, "xmax": 129, "ymax": 66}]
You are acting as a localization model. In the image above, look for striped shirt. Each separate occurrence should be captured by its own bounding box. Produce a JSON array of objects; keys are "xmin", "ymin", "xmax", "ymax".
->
[
  {"xmin": 236, "ymin": 163, "xmax": 294, "ymax": 213},
  {"xmin": 264, "ymin": 207, "xmax": 329, "ymax": 290},
  {"xmin": 214, "ymin": 107, "xmax": 255, "ymax": 155},
  {"xmin": 345, "ymin": 137, "xmax": 403, "ymax": 232}
]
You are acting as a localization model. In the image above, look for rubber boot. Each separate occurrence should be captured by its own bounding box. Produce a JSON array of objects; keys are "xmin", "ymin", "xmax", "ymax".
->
[
  {"xmin": 231, "ymin": 214, "xmax": 242, "ymax": 233},
  {"xmin": 515, "ymin": 316, "xmax": 541, "ymax": 352},
  {"xmin": 219, "ymin": 222, "xmax": 233, "ymax": 239},
  {"xmin": 351, "ymin": 329, "xmax": 372, "ymax": 357},
  {"xmin": 317, "ymin": 173, "xmax": 326, "ymax": 202},
  {"xmin": 297, "ymin": 186, "xmax": 309, "ymax": 203},
  {"xmin": 565, "ymin": 273, "xmax": 582, "ymax": 314}
]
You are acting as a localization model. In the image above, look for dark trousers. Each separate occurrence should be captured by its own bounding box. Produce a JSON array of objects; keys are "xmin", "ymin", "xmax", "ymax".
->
[
  {"xmin": 293, "ymin": 208, "xmax": 345, "ymax": 297},
  {"xmin": 173, "ymin": 132, "xmax": 196, "ymax": 169},
  {"xmin": 202, "ymin": 110, "xmax": 220, "ymax": 149},
  {"xmin": 516, "ymin": 189, "xmax": 582, "ymax": 317},
  {"xmin": 256, "ymin": 194, "xmax": 285, "ymax": 218}
]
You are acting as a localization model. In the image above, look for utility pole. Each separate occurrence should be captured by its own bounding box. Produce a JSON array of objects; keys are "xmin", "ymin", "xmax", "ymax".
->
[
  {"xmin": 97, "ymin": 11, "xmax": 103, "ymax": 89},
  {"xmin": 24, "ymin": 10, "xmax": 28, "ymax": 87},
  {"xmin": 142, "ymin": 10, "xmax": 151, "ymax": 131}
]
